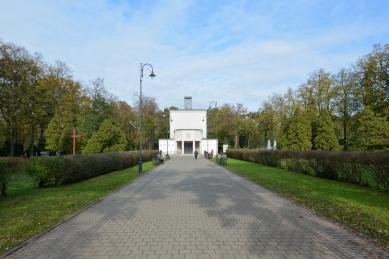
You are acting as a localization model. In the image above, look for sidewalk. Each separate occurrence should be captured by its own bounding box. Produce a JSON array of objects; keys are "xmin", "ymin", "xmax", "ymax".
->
[{"xmin": 3, "ymin": 155, "xmax": 388, "ymax": 259}]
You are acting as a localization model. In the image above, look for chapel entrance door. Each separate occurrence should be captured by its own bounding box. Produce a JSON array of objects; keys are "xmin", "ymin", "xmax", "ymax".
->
[{"xmin": 184, "ymin": 142, "xmax": 193, "ymax": 154}]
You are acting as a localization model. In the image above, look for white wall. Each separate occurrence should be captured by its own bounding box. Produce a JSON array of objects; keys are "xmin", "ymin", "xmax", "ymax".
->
[
  {"xmin": 158, "ymin": 139, "xmax": 176, "ymax": 155},
  {"xmin": 158, "ymin": 109, "xmax": 219, "ymax": 155},
  {"xmin": 158, "ymin": 139, "xmax": 218, "ymax": 155},
  {"xmin": 170, "ymin": 109, "xmax": 207, "ymax": 139},
  {"xmin": 201, "ymin": 139, "xmax": 218, "ymax": 155},
  {"xmin": 174, "ymin": 129, "xmax": 203, "ymax": 141}
]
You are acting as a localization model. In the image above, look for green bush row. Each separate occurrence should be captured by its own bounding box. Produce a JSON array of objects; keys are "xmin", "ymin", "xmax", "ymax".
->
[
  {"xmin": 227, "ymin": 150, "xmax": 389, "ymax": 191},
  {"xmin": 1, "ymin": 151, "xmax": 157, "ymax": 192}
]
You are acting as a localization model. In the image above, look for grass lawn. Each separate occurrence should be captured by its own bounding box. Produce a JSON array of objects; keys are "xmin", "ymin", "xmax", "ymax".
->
[
  {"xmin": 221, "ymin": 158, "xmax": 389, "ymax": 245},
  {"xmin": 0, "ymin": 162, "xmax": 155, "ymax": 255},
  {"xmin": 1, "ymin": 158, "xmax": 388, "ymax": 255}
]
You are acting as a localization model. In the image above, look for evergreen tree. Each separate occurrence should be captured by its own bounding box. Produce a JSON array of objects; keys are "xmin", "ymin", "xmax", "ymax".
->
[
  {"xmin": 356, "ymin": 107, "xmax": 389, "ymax": 151},
  {"xmin": 45, "ymin": 114, "xmax": 63, "ymax": 155},
  {"xmin": 285, "ymin": 109, "xmax": 312, "ymax": 150},
  {"xmin": 305, "ymin": 105, "xmax": 319, "ymax": 149},
  {"xmin": 45, "ymin": 114, "xmax": 74, "ymax": 155},
  {"xmin": 83, "ymin": 120, "xmax": 126, "ymax": 154},
  {"xmin": 278, "ymin": 116, "xmax": 291, "ymax": 150},
  {"xmin": 60, "ymin": 125, "xmax": 74, "ymax": 155},
  {"xmin": 314, "ymin": 109, "xmax": 340, "ymax": 150}
]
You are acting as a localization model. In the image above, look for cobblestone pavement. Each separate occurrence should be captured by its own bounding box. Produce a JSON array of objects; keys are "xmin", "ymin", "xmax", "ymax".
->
[{"xmin": 3, "ymin": 155, "xmax": 389, "ymax": 259}]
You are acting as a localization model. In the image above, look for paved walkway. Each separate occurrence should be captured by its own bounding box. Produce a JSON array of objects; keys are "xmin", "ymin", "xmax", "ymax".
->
[{"xmin": 3, "ymin": 156, "xmax": 388, "ymax": 259}]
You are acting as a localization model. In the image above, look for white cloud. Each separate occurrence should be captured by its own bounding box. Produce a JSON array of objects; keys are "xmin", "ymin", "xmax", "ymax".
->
[{"xmin": 1, "ymin": 0, "xmax": 388, "ymax": 112}]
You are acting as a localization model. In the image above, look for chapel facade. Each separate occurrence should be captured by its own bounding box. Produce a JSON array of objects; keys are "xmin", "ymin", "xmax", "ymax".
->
[{"xmin": 158, "ymin": 97, "xmax": 217, "ymax": 156}]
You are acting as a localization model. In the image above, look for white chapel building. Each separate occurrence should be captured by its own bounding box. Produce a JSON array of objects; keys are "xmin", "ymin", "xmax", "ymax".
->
[{"xmin": 158, "ymin": 97, "xmax": 218, "ymax": 156}]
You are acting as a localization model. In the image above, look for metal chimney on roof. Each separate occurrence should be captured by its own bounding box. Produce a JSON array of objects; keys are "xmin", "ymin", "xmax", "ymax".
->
[{"xmin": 184, "ymin": 96, "xmax": 192, "ymax": 109}]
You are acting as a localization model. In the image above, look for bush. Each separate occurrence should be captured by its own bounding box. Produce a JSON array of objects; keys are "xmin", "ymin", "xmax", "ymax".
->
[
  {"xmin": 9, "ymin": 150, "xmax": 158, "ymax": 189},
  {"xmin": 25, "ymin": 157, "xmax": 65, "ymax": 187},
  {"xmin": 336, "ymin": 152, "xmax": 368, "ymax": 186},
  {"xmin": 60, "ymin": 150, "xmax": 157, "ymax": 185},
  {"xmin": 281, "ymin": 151, "xmax": 313, "ymax": 175},
  {"xmin": 308, "ymin": 151, "xmax": 338, "ymax": 180},
  {"xmin": 365, "ymin": 153, "xmax": 389, "ymax": 191},
  {"xmin": 227, "ymin": 149, "xmax": 389, "ymax": 191},
  {"xmin": 0, "ymin": 158, "xmax": 28, "ymax": 195}
]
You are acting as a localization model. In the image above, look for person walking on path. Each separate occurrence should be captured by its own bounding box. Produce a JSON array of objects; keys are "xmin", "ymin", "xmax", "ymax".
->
[{"xmin": 194, "ymin": 150, "xmax": 198, "ymax": 159}]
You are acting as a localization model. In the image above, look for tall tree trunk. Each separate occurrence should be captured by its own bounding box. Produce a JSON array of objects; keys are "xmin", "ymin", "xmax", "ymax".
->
[
  {"xmin": 343, "ymin": 119, "xmax": 348, "ymax": 151},
  {"xmin": 343, "ymin": 107, "xmax": 348, "ymax": 151}
]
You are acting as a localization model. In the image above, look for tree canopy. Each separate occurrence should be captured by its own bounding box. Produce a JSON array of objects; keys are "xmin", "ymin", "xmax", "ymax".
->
[{"xmin": 1, "ymin": 39, "xmax": 389, "ymax": 155}]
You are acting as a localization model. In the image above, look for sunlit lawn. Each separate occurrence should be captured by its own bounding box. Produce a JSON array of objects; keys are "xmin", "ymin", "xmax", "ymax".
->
[{"xmin": 2, "ymin": 158, "xmax": 389, "ymax": 255}]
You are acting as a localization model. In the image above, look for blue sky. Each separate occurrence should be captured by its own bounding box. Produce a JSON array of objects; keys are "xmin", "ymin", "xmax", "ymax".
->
[{"xmin": 1, "ymin": 0, "xmax": 388, "ymax": 111}]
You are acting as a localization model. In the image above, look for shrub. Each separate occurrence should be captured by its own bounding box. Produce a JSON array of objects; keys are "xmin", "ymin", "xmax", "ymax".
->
[
  {"xmin": 61, "ymin": 150, "xmax": 157, "ymax": 185},
  {"xmin": 227, "ymin": 149, "xmax": 389, "ymax": 191},
  {"xmin": 365, "ymin": 152, "xmax": 389, "ymax": 191},
  {"xmin": 62, "ymin": 155, "xmax": 97, "ymax": 184},
  {"xmin": 336, "ymin": 151, "xmax": 368, "ymax": 186},
  {"xmin": 281, "ymin": 151, "xmax": 312, "ymax": 175},
  {"xmin": 25, "ymin": 157, "xmax": 65, "ymax": 187},
  {"xmin": 308, "ymin": 151, "xmax": 338, "ymax": 180},
  {"xmin": 1, "ymin": 150, "xmax": 158, "ymax": 194}
]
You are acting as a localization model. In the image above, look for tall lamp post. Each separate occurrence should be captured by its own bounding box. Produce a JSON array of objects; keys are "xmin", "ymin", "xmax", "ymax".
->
[
  {"xmin": 209, "ymin": 101, "xmax": 218, "ymax": 160},
  {"xmin": 139, "ymin": 63, "xmax": 156, "ymax": 174}
]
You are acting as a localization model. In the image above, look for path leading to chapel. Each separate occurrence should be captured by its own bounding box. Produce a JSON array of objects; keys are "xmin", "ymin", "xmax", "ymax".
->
[{"xmin": 4, "ymin": 155, "xmax": 388, "ymax": 259}]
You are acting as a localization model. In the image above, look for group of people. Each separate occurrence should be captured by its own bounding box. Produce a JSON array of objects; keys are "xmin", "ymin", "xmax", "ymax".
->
[
  {"xmin": 204, "ymin": 149, "xmax": 214, "ymax": 158},
  {"xmin": 194, "ymin": 149, "xmax": 214, "ymax": 159},
  {"xmin": 157, "ymin": 149, "xmax": 216, "ymax": 161},
  {"xmin": 156, "ymin": 153, "xmax": 164, "ymax": 164}
]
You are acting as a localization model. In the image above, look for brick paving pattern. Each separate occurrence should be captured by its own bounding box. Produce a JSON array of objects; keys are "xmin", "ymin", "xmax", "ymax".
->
[{"xmin": 3, "ymin": 155, "xmax": 388, "ymax": 259}]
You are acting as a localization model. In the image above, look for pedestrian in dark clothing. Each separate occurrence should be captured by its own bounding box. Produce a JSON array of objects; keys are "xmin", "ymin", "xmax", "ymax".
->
[{"xmin": 194, "ymin": 150, "xmax": 198, "ymax": 159}]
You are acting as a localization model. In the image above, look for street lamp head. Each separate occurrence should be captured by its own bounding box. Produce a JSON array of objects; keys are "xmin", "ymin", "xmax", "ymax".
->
[{"xmin": 149, "ymin": 70, "xmax": 156, "ymax": 79}]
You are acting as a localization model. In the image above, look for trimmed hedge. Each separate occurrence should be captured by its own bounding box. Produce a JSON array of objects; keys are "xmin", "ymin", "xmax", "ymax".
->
[
  {"xmin": 2, "ymin": 151, "xmax": 157, "ymax": 190},
  {"xmin": 26, "ymin": 156, "xmax": 64, "ymax": 187},
  {"xmin": 227, "ymin": 150, "xmax": 389, "ymax": 191},
  {"xmin": 61, "ymin": 151, "xmax": 147, "ymax": 185}
]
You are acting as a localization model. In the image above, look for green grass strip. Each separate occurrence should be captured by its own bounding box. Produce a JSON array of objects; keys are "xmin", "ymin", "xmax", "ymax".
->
[
  {"xmin": 221, "ymin": 158, "xmax": 389, "ymax": 245},
  {"xmin": 2, "ymin": 158, "xmax": 388, "ymax": 255},
  {"xmin": 0, "ymin": 162, "xmax": 155, "ymax": 255}
]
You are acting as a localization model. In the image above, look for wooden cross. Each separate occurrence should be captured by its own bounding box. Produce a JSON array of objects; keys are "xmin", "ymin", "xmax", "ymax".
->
[{"xmin": 70, "ymin": 129, "xmax": 81, "ymax": 155}]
